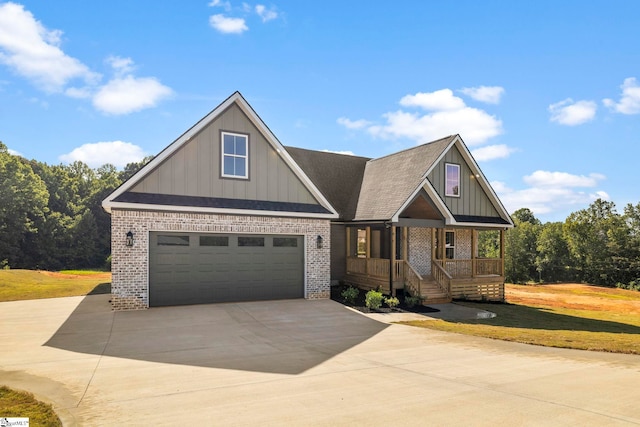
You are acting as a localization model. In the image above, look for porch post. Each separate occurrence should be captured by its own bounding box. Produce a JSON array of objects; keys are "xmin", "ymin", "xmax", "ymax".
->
[
  {"xmin": 365, "ymin": 226, "xmax": 371, "ymax": 276},
  {"xmin": 431, "ymin": 228, "xmax": 436, "ymax": 261},
  {"xmin": 439, "ymin": 228, "xmax": 446, "ymax": 260},
  {"xmin": 346, "ymin": 227, "xmax": 351, "ymax": 258},
  {"xmin": 471, "ymin": 229, "xmax": 476, "ymax": 278},
  {"xmin": 500, "ymin": 229, "xmax": 506, "ymax": 276},
  {"xmin": 402, "ymin": 227, "xmax": 408, "ymax": 261},
  {"xmin": 390, "ymin": 225, "xmax": 396, "ymax": 296}
]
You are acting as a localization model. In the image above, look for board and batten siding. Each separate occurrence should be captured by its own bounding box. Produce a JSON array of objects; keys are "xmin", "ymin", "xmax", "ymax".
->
[
  {"xmin": 427, "ymin": 145, "xmax": 500, "ymax": 218},
  {"xmin": 129, "ymin": 103, "xmax": 319, "ymax": 205}
]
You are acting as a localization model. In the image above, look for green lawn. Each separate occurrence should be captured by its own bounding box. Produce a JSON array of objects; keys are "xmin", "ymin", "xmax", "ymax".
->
[
  {"xmin": 0, "ymin": 386, "xmax": 62, "ymax": 426},
  {"xmin": 0, "ymin": 269, "xmax": 111, "ymax": 302},
  {"xmin": 402, "ymin": 284, "xmax": 640, "ymax": 354}
]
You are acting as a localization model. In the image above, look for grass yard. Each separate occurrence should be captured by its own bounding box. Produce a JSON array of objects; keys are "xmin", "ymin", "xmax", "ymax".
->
[
  {"xmin": 0, "ymin": 269, "xmax": 111, "ymax": 302},
  {"xmin": 0, "ymin": 386, "xmax": 62, "ymax": 426},
  {"xmin": 402, "ymin": 283, "xmax": 640, "ymax": 354}
]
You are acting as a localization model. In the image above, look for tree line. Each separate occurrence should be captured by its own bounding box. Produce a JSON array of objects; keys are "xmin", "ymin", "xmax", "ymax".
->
[
  {"xmin": 492, "ymin": 202, "xmax": 640, "ymax": 290},
  {"xmin": 0, "ymin": 142, "xmax": 150, "ymax": 270},
  {"xmin": 2, "ymin": 141, "xmax": 640, "ymax": 290}
]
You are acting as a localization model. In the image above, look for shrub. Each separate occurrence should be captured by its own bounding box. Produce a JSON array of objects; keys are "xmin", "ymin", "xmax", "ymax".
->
[
  {"xmin": 341, "ymin": 286, "xmax": 359, "ymax": 305},
  {"xmin": 365, "ymin": 290, "xmax": 383, "ymax": 310},
  {"xmin": 404, "ymin": 295, "xmax": 421, "ymax": 308},
  {"xmin": 384, "ymin": 296, "xmax": 400, "ymax": 308}
]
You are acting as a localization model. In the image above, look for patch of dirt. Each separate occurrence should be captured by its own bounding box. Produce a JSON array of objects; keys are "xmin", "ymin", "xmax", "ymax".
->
[
  {"xmin": 506, "ymin": 283, "xmax": 640, "ymax": 314},
  {"xmin": 38, "ymin": 271, "xmax": 112, "ymax": 280},
  {"xmin": 330, "ymin": 285, "xmax": 439, "ymax": 314}
]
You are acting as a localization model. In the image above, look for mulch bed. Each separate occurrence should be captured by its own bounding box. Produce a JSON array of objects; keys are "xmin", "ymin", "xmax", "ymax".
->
[{"xmin": 330, "ymin": 284, "xmax": 439, "ymax": 314}]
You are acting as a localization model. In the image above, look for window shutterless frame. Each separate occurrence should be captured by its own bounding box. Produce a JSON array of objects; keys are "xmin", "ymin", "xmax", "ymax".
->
[
  {"xmin": 445, "ymin": 163, "xmax": 460, "ymax": 197},
  {"xmin": 220, "ymin": 131, "xmax": 249, "ymax": 179}
]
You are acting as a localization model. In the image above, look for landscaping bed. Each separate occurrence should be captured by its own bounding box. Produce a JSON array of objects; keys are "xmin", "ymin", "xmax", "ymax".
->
[{"xmin": 330, "ymin": 284, "xmax": 439, "ymax": 314}]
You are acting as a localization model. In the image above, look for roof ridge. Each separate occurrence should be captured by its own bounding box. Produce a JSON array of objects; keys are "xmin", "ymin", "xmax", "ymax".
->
[
  {"xmin": 285, "ymin": 145, "xmax": 372, "ymax": 160},
  {"xmin": 367, "ymin": 134, "xmax": 456, "ymax": 163}
]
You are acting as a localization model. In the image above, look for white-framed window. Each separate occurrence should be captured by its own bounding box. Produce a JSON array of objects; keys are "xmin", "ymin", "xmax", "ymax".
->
[
  {"xmin": 445, "ymin": 231, "xmax": 455, "ymax": 259},
  {"xmin": 445, "ymin": 163, "xmax": 460, "ymax": 197},
  {"xmin": 221, "ymin": 131, "xmax": 248, "ymax": 179}
]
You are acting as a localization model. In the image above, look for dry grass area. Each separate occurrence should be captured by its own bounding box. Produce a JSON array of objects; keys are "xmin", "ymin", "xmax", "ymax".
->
[
  {"xmin": 0, "ymin": 270, "xmax": 111, "ymax": 302},
  {"xmin": 402, "ymin": 283, "xmax": 640, "ymax": 354}
]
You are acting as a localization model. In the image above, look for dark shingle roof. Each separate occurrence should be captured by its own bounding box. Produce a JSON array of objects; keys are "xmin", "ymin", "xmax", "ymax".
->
[
  {"xmin": 354, "ymin": 136, "xmax": 455, "ymax": 221},
  {"xmin": 285, "ymin": 147, "xmax": 370, "ymax": 221}
]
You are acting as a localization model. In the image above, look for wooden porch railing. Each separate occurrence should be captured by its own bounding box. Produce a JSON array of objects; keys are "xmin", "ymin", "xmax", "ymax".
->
[
  {"xmin": 346, "ymin": 257, "xmax": 405, "ymax": 281},
  {"xmin": 431, "ymin": 260, "xmax": 452, "ymax": 296},
  {"xmin": 403, "ymin": 262, "xmax": 422, "ymax": 298},
  {"xmin": 433, "ymin": 258, "xmax": 503, "ymax": 278}
]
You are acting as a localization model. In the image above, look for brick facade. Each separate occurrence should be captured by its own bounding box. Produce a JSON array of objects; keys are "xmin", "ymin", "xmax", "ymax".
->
[
  {"xmin": 111, "ymin": 209, "xmax": 331, "ymax": 310},
  {"xmin": 408, "ymin": 227, "xmax": 432, "ymax": 276},
  {"xmin": 408, "ymin": 227, "xmax": 473, "ymax": 277}
]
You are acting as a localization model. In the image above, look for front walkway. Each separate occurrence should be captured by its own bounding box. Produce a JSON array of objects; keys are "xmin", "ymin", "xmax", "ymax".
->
[{"xmin": 1, "ymin": 295, "xmax": 639, "ymax": 426}]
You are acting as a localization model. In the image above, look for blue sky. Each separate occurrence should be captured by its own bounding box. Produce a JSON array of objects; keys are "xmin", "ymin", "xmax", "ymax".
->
[{"xmin": 1, "ymin": 1, "xmax": 639, "ymax": 222}]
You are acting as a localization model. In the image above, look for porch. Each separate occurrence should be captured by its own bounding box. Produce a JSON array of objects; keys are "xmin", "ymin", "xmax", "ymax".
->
[{"xmin": 343, "ymin": 226, "xmax": 506, "ymax": 303}]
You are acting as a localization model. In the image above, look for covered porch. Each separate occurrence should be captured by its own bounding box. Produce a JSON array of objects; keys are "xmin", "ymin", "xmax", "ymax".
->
[{"xmin": 344, "ymin": 224, "xmax": 506, "ymax": 303}]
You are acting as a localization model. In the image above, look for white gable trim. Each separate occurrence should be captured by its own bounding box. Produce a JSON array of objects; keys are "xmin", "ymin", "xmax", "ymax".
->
[
  {"xmin": 391, "ymin": 178, "xmax": 453, "ymax": 223},
  {"xmin": 102, "ymin": 92, "xmax": 339, "ymax": 216},
  {"xmin": 107, "ymin": 202, "xmax": 338, "ymax": 219},
  {"xmin": 422, "ymin": 135, "xmax": 514, "ymax": 227}
]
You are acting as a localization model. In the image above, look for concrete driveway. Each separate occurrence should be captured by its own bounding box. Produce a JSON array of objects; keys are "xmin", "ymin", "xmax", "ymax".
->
[{"xmin": 1, "ymin": 295, "xmax": 639, "ymax": 426}]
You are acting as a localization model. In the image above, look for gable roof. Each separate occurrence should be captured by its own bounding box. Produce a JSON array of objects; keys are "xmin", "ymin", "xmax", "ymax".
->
[
  {"xmin": 285, "ymin": 147, "xmax": 370, "ymax": 221},
  {"xmin": 354, "ymin": 135, "xmax": 455, "ymax": 221},
  {"xmin": 354, "ymin": 134, "xmax": 513, "ymax": 227},
  {"xmin": 102, "ymin": 92, "xmax": 339, "ymax": 219}
]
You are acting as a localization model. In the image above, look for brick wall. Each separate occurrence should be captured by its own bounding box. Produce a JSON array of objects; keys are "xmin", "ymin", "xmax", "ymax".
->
[
  {"xmin": 408, "ymin": 227, "xmax": 432, "ymax": 276},
  {"xmin": 111, "ymin": 209, "xmax": 331, "ymax": 310}
]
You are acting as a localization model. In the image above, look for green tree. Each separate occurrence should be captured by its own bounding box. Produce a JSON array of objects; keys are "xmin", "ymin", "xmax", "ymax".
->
[
  {"xmin": 563, "ymin": 199, "xmax": 621, "ymax": 285},
  {"xmin": 0, "ymin": 143, "xmax": 49, "ymax": 268},
  {"xmin": 535, "ymin": 222, "xmax": 571, "ymax": 282},
  {"xmin": 505, "ymin": 208, "xmax": 541, "ymax": 283}
]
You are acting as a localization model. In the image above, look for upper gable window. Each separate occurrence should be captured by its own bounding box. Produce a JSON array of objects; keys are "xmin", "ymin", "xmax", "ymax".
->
[
  {"xmin": 221, "ymin": 132, "xmax": 249, "ymax": 179},
  {"xmin": 445, "ymin": 163, "xmax": 460, "ymax": 197}
]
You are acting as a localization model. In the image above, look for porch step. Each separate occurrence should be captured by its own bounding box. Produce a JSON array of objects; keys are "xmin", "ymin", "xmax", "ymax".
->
[{"xmin": 415, "ymin": 278, "xmax": 451, "ymax": 304}]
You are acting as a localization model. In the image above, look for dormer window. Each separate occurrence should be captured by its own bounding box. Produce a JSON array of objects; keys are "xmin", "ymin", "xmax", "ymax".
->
[
  {"xmin": 221, "ymin": 131, "xmax": 249, "ymax": 179},
  {"xmin": 445, "ymin": 163, "xmax": 460, "ymax": 197}
]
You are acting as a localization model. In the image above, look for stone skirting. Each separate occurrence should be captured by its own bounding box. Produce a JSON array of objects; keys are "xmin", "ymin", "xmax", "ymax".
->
[{"xmin": 110, "ymin": 209, "xmax": 331, "ymax": 310}]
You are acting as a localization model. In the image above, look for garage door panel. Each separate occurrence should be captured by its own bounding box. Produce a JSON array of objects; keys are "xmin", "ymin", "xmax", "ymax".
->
[{"xmin": 150, "ymin": 232, "xmax": 304, "ymax": 307}]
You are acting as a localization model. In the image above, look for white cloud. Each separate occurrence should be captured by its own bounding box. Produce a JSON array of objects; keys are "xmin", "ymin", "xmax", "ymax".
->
[
  {"xmin": 548, "ymin": 98, "xmax": 597, "ymax": 126},
  {"xmin": 208, "ymin": 0, "xmax": 231, "ymax": 11},
  {"xmin": 337, "ymin": 117, "xmax": 372, "ymax": 130},
  {"xmin": 367, "ymin": 107, "xmax": 502, "ymax": 146},
  {"xmin": 459, "ymin": 86, "xmax": 505, "ymax": 104},
  {"xmin": 7, "ymin": 148, "xmax": 22, "ymax": 156},
  {"xmin": 92, "ymin": 75, "xmax": 173, "ymax": 115},
  {"xmin": 106, "ymin": 55, "xmax": 135, "ymax": 76},
  {"xmin": 209, "ymin": 14, "xmax": 248, "ymax": 34},
  {"xmin": 60, "ymin": 141, "xmax": 146, "ymax": 168},
  {"xmin": 255, "ymin": 4, "xmax": 278, "ymax": 22},
  {"xmin": 603, "ymin": 77, "xmax": 640, "ymax": 115},
  {"xmin": 321, "ymin": 149, "xmax": 355, "ymax": 156},
  {"xmin": 0, "ymin": 2, "xmax": 99, "ymax": 92},
  {"xmin": 523, "ymin": 171, "xmax": 605, "ymax": 188},
  {"xmin": 492, "ymin": 171, "xmax": 607, "ymax": 216},
  {"xmin": 400, "ymin": 89, "xmax": 466, "ymax": 111},
  {"xmin": 471, "ymin": 144, "xmax": 515, "ymax": 161},
  {"xmin": 341, "ymin": 88, "xmax": 503, "ymax": 146}
]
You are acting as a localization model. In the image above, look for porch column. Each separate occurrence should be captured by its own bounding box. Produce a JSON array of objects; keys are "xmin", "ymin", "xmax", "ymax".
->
[
  {"xmin": 500, "ymin": 229, "xmax": 506, "ymax": 276},
  {"xmin": 471, "ymin": 229, "xmax": 476, "ymax": 278},
  {"xmin": 390, "ymin": 225, "xmax": 396, "ymax": 295},
  {"xmin": 365, "ymin": 227, "xmax": 371, "ymax": 258},
  {"xmin": 402, "ymin": 227, "xmax": 408, "ymax": 261},
  {"xmin": 431, "ymin": 228, "xmax": 436, "ymax": 261},
  {"xmin": 365, "ymin": 226, "xmax": 371, "ymax": 276},
  {"xmin": 345, "ymin": 227, "xmax": 351, "ymax": 258},
  {"xmin": 439, "ymin": 228, "xmax": 446, "ymax": 260}
]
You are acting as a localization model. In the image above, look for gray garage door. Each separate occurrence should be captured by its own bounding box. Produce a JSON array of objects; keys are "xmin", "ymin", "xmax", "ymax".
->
[{"xmin": 149, "ymin": 232, "xmax": 304, "ymax": 307}]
